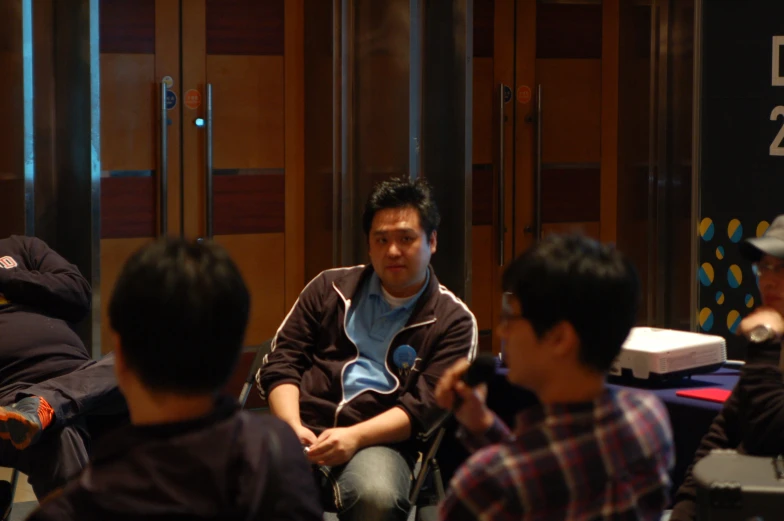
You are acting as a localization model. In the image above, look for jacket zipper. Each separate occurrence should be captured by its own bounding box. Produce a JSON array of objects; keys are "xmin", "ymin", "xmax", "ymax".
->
[{"xmin": 331, "ymin": 282, "xmax": 436, "ymax": 428}]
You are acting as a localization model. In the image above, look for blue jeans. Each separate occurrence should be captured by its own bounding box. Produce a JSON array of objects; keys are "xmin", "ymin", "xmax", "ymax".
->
[{"xmin": 317, "ymin": 446, "xmax": 413, "ymax": 521}]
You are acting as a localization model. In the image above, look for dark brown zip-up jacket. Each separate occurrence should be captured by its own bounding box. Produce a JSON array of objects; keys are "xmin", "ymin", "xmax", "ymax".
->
[
  {"xmin": 670, "ymin": 339, "xmax": 784, "ymax": 520},
  {"xmin": 257, "ymin": 265, "xmax": 477, "ymax": 449}
]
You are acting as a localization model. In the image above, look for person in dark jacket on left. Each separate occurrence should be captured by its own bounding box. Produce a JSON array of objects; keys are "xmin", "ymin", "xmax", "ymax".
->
[
  {"xmin": 0, "ymin": 235, "xmax": 127, "ymax": 512},
  {"xmin": 28, "ymin": 237, "xmax": 323, "ymax": 521}
]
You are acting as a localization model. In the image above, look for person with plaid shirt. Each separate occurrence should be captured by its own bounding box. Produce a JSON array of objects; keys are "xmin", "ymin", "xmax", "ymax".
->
[{"xmin": 435, "ymin": 234, "xmax": 674, "ymax": 520}]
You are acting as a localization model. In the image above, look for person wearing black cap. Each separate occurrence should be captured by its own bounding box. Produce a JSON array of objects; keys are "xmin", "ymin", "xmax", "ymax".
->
[{"xmin": 669, "ymin": 215, "xmax": 784, "ymax": 520}]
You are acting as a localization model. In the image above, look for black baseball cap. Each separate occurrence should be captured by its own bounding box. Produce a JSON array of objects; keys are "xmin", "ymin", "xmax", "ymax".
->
[{"xmin": 739, "ymin": 215, "xmax": 784, "ymax": 262}]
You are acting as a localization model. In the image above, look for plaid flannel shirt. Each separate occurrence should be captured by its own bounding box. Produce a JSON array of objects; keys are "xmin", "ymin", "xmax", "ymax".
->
[{"xmin": 440, "ymin": 388, "xmax": 674, "ymax": 521}]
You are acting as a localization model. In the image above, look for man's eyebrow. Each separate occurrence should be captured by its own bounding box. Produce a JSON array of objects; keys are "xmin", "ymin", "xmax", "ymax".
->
[{"xmin": 373, "ymin": 228, "xmax": 416, "ymax": 235}]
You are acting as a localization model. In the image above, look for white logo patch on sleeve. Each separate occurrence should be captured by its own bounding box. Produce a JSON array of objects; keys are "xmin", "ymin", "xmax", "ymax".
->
[{"xmin": 0, "ymin": 256, "xmax": 18, "ymax": 269}]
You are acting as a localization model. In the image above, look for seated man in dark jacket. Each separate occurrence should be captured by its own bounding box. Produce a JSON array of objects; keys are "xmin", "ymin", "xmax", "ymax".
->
[
  {"xmin": 28, "ymin": 237, "xmax": 323, "ymax": 521},
  {"xmin": 0, "ymin": 235, "xmax": 127, "ymax": 505},
  {"xmin": 257, "ymin": 177, "xmax": 478, "ymax": 521},
  {"xmin": 669, "ymin": 214, "xmax": 784, "ymax": 520}
]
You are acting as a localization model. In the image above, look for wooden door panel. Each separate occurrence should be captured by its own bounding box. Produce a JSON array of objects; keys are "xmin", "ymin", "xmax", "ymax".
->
[
  {"xmin": 213, "ymin": 171, "xmax": 284, "ymax": 235},
  {"xmin": 541, "ymin": 222, "xmax": 600, "ymax": 240},
  {"xmin": 540, "ymin": 167, "xmax": 601, "ymax": 223},
  {"xmin": 471, "ymin": 225, "xmax": 495, "ymax": 331},
  {"xmin": 100, "ymin": 54, "xmax": 156, "ymax": 170},
  {"xmin": 100, "ymin": 0, "xmax": 155, "ymax": 54},
  {"xmin": 99, "ymin": 0, "xmax": 181, "ymax": 353},
  {"xmin": 99, "ymin": 237, "xmax": 153, "ymax": 354},
  {"xmin": 182, "ymin": 0, "xmax": 303, "ymax": 358},
  {"xmin": 0, "ymin": 2, "xmax": 25, "ymax": 237},
  {"xmin": 536, "ymin": 58, "xmax": 602, "ymax": 165},
  {"xmin": 0, "ymin": 5, "xmax": 23, "ymax": 184},
  {"xmin": 473, "ymin": 57, "xmax": 494, "ymax": 165},
  {"xmin": 207, "ymin": 55, "xmax": 285, "ymax": 170},
  {"xmin": 214, "ymin": 233, "xmax": 286, "ymax": 346},
  {"xmin": 471, "ymin": 54, "xmax": 495, "ymax": 348},
  {"xmin": 470, "ymin": 0, "xmax": 513, "ymax": 354}
]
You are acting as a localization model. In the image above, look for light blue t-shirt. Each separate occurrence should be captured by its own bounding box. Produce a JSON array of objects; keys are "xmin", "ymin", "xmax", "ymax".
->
[{"xmin": 342, "ymin": 271, "xmax": 429, "ymax": 402}]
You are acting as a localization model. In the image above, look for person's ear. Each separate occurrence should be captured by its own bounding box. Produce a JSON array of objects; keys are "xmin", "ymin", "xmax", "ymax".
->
[
  {"xmin": 429, "ymin": 231, "xmax": 437, "ymax": 254},
  {"xmin": 545, "ymin": 321, "xmax": 579, "ymax": 361}
]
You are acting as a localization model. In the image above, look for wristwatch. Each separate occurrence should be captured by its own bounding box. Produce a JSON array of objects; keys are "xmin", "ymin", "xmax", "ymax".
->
[{"xmin": 747, "ymin": 324, "xmax": 781, "ymax": 344}]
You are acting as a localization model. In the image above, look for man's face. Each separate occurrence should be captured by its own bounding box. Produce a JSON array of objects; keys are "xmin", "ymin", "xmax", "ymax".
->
[
  {"xmin": 495, "ymin": 294, "xmax": 552, "ymax": 390},
  {"xmin": 368, "ymin": 206, "xmax": 436, "ymax": 298},
  {"xmin": 755, "ymin": 254, "xmax": 784, "ymax": 315}
]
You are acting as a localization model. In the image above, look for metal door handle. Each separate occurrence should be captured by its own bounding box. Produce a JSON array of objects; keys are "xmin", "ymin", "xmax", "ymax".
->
[
  {"xmin": 497, "ymin": 83, "xmax": 507, "ymax": 266},
  {"xmin": 534, "ymin": 84, "xmax": 543, "ymax": 241},
  {"xmin": 159, "ymin": 81, "xmax": 168, "ymax": 236},
  {"xmin": 205, "ymin": 84, "xmax": 214, "ymax": 238}
]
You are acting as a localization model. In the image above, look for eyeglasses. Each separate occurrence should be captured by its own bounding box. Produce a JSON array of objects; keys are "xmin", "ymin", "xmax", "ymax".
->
[{"xmin": 753, "ymin": 262, "xmax": 784, "ymax": 277}]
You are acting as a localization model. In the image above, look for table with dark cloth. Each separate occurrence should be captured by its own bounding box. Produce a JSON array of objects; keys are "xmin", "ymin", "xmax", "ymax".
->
[
  {"xmin": 607, "ymin": 369, "xmax": 739, "ymax": 493},
  {"xmin": 435, "ymin": 368, "xmax": 739, "ymax": 498}
]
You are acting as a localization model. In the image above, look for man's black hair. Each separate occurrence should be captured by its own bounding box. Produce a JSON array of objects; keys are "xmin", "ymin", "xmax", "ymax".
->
[
  {"xmin": 502, "ymin": 234, "xmax": 639, "ymax": 373},
  {"xmin": 362, "ymin": 177, "xmax": 441, "ymax": 240},
  {"xmin": 109, "ymin": 237, "xmax": 250, "ymax": 394}
]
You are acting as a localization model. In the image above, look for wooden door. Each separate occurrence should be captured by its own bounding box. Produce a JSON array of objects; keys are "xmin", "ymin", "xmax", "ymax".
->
[
  {"xmin": 470, "ymin": 0, "xmax": 515, "ymax": 354},
  {"xmin": 472, "ymin": 0, "xmax": 619, "ymax": 354},
  {"xmin": 513, "ymin": 0, "xmax": 618, "ymax": 251},
  {"xmin": 99, "ymin": 0, "xmax": 304, "ymax": 356},
  {"xmin": 98, "ymin": 0, "xmax": 181, "ymax": 354},
  {"xmin": 180, "ymin": 0, "xmax": 304, "ymax": 347}
]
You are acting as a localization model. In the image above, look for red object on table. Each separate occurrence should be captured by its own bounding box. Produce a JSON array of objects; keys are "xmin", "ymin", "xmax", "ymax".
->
[{"xmin": 675, "ymin": 388, "xmax": 732, "ymax": 403}]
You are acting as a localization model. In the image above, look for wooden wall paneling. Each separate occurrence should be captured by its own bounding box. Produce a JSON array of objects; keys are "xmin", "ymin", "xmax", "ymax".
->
[
  {"xmin": 98, "ymin": 54, "xmax": 158, "ymax": 239},
  {"xmin": 473, "ymin": 57, "xmax": 494, "ymax": 165},
  {"xmin": 205, "ymin": 0, "xmax": 284, "ymax": 55},
  {"xmin": 99, "ymin": 54, "xmax": 156, "ymax": 171},
  {"xmin": 541, "ymin": 221, "xmax": 600, "ymax": 240},
  {"xmin": 214, "ymin": 233, "xmax": 286, "ymax": 346},
  {"xmin": 99, "ymin": 0, "xmax": 155, "ymax": 54},
  {"xmin": 100, "ymin": 237, "xmax": 153, "ymax": 354},
  {"xmin": 474, "ymin": 0, "xmax": 494, "ymax": 58},
  {"xmin": 180, "ymin": 0, "xmax": 207, "ymax": 239},
  {"xmin": 156, "ymin": 0, "xmax": 182, "ymax": 235},
  {"xmin": 212, "ymin": 171, "xmax": 285, "ymax": 234},
  {"xmin": 99, "ymin": 0, "xmax": 180, "ymax": 351},
  {"xmin": 513, "ymin": 0, "xmax": 537, "ymax": 257},
  {"xmin": 188, "ymin": 0, "xmax": 291, "ymax": 353},
  {"xmin": 601, "ymin": 0, "xmax": 620, "ymax": 243},
  {"xmin": 207, "ymin": 55, "xmax": 285, "ymax": 169},
  {"xmin": 302, "ymin": 0, "xmax": 334, "ymax": 282},
  {"xmin": 471, "ymin": 225, "xmax": 494, "ymax": 330},
  {"xmin": 100, "ymin": 176, "xmax": 156, "ymax": 238},
  {"xmin": 540, "ymin": 167, "xmax": 601, "ymax": 223},
  {"xmin": 0, "ymin": 180, "xmax": 25, "ymax": 239},
  {"xmin": 535, "ymin": 59, "xmax": 602, "ymax": 164},
  {"xmin": 0, "ymin": 9, "xmax": 22, "ymax": 185},
  {"xmin": 284, "ymin": 0, "xmax": 306, "ymax": 308},
  {"xmin": 472, "ymin": 165, "xmax": 493, "ymax": 226},
  {"xmin": 0, "ymin": 0, "xmax": 24, "ymax": 236},
  {"xmin": 536, "ymin": 3, "xmax": 602, "ymax": 59},
  {"xmin": 491, "ymin": 0, "xmax": 515, "ymax": 354},
  {"xmin": 495, "ymin": 0, "xmax": 514, "ymax": 266},
  {"xmin": 357, "ymin": 53, "xmax": 410, "ymax": 174}
]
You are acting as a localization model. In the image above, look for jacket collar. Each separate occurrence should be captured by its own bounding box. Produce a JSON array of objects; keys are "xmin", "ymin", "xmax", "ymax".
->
[{"xmin": 333, "ymin": 265, "xmax": 440, "ymax": 323}]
